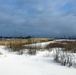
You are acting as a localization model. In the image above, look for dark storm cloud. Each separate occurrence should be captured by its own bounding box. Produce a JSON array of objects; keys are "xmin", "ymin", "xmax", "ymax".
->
[{"xmin": 0, "ymin": 0, "xmax": 76, "ymax": 37}]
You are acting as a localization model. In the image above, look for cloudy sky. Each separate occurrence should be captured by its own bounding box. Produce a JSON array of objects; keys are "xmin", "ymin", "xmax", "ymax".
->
[{"xmin": 0, "ymin": 0, "xmax": 76, "ymax": 37}]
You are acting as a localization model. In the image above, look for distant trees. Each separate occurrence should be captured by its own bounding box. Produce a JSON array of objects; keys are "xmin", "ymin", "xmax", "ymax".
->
[
  {"xmin": 0, "ymin": 36, "xmax": 3, "ymax": 40},
  {"xmin": 0, "ymin": 35, "xmax": 33, "ymax": 39}
]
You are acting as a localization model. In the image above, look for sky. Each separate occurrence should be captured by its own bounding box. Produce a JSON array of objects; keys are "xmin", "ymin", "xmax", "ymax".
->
[{"xmin": 0, "ymin": 0, "xmax": 76, "ymax": 37}]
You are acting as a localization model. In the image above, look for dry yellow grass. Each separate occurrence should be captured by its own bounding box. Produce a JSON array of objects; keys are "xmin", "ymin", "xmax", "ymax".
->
[{"xmin": 0, "ymin": 38, "xmax": 53, "ymax": 45}]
